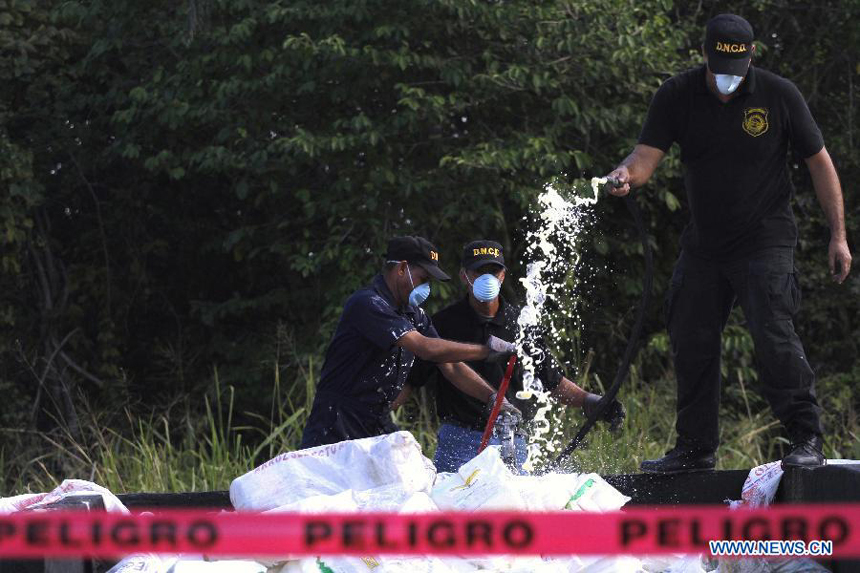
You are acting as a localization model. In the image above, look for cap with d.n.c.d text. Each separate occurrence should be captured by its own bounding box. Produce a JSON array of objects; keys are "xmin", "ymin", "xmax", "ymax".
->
[
  {"xmin": 704, "ymin": 14, "xmax": 754, "ymax": 76},
  {"xmin": 461, "ymin": 240, "xmax": 506, "ymax": 271}
]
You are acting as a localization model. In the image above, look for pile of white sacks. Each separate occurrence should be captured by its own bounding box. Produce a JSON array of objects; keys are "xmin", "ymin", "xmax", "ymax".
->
[
  {"xmin": 1, "ymin": 431, "xmax": 834, "ymax": 572},
  {"xmin": 229, "ymin": 431, "xmax": 652, "ymax": 573}
]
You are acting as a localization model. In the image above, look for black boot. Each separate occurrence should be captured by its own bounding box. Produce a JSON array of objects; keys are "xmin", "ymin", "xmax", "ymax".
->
[
  {"xmin": 640, "ymin": 446, "xmax": 716, "ymax": 475},
  {"xmin": 781, "ymin": 435, "xmax": 825, "ymax": 469}
]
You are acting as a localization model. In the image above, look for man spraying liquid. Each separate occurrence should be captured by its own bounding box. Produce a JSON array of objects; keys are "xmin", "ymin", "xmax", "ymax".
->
[{"xmin": 605, "ymin": 14, "xmax": 851, "ymax": 472}]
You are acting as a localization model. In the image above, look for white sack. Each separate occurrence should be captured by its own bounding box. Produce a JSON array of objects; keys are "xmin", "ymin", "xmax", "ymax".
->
[
  {"xmin": 469, "ymin": 556, "xmax": 569, "ymax": 572},
  {"xmin": 641, "ymin": 555, "xmax": 703, "ymax": 572},
  {"xmin": 266, "ymin": 489, "xmax": 362, "ymax": 514},
  {"xmin": 729, "ymin": 458, "xmax": 860, "ymax": 509},
  {"xmin": 569, "ymin": 555, "xmax": 646, "ymax": 572},
  {"xmin": 431, "ymin": 447, "xmax": 526, "ymax": 511},
  {"xmin": 663, "ymin": 556, "xmax": 708, "ymax": 573},
  {"xmin": 268, "ymin": 561, "xmax": 318, "ymax": 573},
  {"xmin": 266, "ymin": 483, "xmax": 436, "ymax": 516},
  {"xmin": 511, "ymin": 472, "xmax": 631, "ymax": 513},
  {"xmin": 563, "ymin": 473, "xmax": 631, "ymax": 512},
  {"xmin": 292, "ymin": 556, "xmax": 456, "ymax": 573},
  {"xmin": 727, "ymin": 461, "xmax": 784, "ymax": 509},
  {"xmin": 373, "ymin": 556, "xmax": 458, "ymax": 572},
  {"xmin": 260, "ymin": 485, "xmax": 438, "ymax": 566},
  {"xmin": 0, "ymin": 478, "xmax": 129, "ymax": 514},
  {"xmin": 512, "ymin": 473, "xmax": 575, "ymax": 511},
  {"xmin": 106, "ymin": 555, "xmax": 180, "ymax": 573},
  {"xmin": 231, "ymin": 432, "xmax": 436, "ymax": 511},
  {"xmin": 0, "ymin": 480, "xmax": 178, "ymax": 573},
  {"xmin": 166, "ymin": 558, "xmax": 268, "ymax": 572},
  {"xmin": 398, "ymin": 491, "xmax": 439, "ymax": 513}
]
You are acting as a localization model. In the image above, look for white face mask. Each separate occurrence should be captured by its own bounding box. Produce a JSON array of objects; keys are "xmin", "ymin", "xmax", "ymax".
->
[
  {"xmin": 714, "ymin": 73, "xmax": 744, "ymax": 95},
  {"xmin": 466, "ymin": 273, "xmax": 502, "ymax": 303},
  {"xmin": 388, "ymin": 260, "xmax": 430, "ymax": 306},
  {"xmin": 406, "ymin": 264, "xmax": 430, "ymax": 307}
]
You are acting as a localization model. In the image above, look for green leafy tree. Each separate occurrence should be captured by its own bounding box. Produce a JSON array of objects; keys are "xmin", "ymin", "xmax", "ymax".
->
[{"xmin": 0, "ymin": 0, "xmax": 855, "ymax": 458}]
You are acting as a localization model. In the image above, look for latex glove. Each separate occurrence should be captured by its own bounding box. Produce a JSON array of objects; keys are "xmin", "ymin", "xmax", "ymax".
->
[
  {"xmin": 583, "ymin": 393, "xmax": 626, "ymax": 432},
  {"xmin": 484, "ymin": 391, "xmax": 523, "ymax": 421},
  {"xmin": 485, "ymin": 335, "xmax": 516, "ymax": 363}
]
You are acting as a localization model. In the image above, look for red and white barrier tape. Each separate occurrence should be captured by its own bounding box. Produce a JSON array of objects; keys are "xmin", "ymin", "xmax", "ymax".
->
[{"xmin": 0, "ymin": 504, "xmax": 858, "ymax": 558}]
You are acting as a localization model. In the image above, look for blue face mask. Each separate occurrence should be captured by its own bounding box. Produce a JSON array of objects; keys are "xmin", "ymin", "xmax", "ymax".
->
[
  {"xmin": 406, "ymin": 264, "xmax": 430, "ymax": 307},
  {"xmin": 467, "ymin": 273, "xmax": 502, "ymax": 303},
  {"xmin": 714, "ymin": 73, "xmax": 744, "ymax": 95}
]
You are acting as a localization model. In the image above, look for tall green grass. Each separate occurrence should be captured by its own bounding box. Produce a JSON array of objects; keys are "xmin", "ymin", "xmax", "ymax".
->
[{"xmin": 1, "ymin": 358, "xmax": 856, "ymax": 496}]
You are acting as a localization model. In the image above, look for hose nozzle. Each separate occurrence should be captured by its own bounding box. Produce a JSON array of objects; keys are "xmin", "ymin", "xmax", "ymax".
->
[{"xmin": 605, "ymin": 176, "xmax": 624, "ymax": 189}]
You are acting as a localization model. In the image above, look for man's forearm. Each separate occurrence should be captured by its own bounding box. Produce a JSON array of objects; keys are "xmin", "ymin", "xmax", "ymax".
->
[
  {"xmin": 399, "ymin": 331, "xmax": 489, "ymax": 363},
  {"xmin": 550, "ymin": 377, "xmax": 590, "ymax": 407},
  {"xmin": 438, "ymin": 362, "xmax": 494, "ymax": 402},
  {"xmin": 610, "ymin": 144, "xmax": 665, "ymax": 190},
  {"xmin": 423, "ymin": 338, "xmax": 488, "ymax": 363},
  {"xmin": 805, "ymin": 147, "xmax": 852, "ymax": 282},
  {"xmin": 618, "ymin": 150, "xmax": 646, "ymax": 187},
  {"xmin": 808, "ymin": 148, "xmax": 847, "ymax": 240}
]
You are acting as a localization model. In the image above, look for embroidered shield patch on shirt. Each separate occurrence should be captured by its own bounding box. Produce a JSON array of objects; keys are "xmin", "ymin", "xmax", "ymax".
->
[{"xmin": 743, "ymin": 107, "xmax": 769, "ymax": 137}]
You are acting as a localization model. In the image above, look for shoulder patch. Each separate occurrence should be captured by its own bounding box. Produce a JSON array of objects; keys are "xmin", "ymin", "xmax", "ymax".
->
[{"xmin": 742, "ymin": 107, "xmax": 769, "ymax": 137}]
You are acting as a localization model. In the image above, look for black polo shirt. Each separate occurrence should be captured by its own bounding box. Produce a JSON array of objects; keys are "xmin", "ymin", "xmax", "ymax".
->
[
  {"xmin": 407, "ymin": 296, "xmax": 563, "ymax": 431},
  {"xmin": 639, "ymin": 65, "xmax": 824, "ymax": 259},
  {"xmin": 300, "ymin": 274, "xmax": 438, "ymax": 447}
]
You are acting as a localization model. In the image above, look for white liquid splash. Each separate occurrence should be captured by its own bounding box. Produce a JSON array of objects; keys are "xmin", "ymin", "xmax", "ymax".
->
[{"xmin": 517, "ymin": 178, "xmax": 604, "ymax": 471}]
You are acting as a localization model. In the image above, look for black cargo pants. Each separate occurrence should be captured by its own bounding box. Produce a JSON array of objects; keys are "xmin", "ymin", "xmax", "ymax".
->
[{"xmin": 666, "ymin": 247, "xmax": 823, "ymax": 453}]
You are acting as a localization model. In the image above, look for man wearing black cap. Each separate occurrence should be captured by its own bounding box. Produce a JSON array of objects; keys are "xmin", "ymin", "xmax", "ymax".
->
[
  {"xmin": 300, "ymin": 236, "xmax": 520, "ymax": 449},
  {"xmin": 605, "ymin": 14, "xmax": 852, "ymax": 472},
  {"xmin": 401, "ymin": 240, "xmax": 625, "ymax": 473}
]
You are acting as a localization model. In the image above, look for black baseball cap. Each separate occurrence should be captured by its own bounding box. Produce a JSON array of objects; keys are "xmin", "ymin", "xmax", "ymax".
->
[
  {"xmin": 704, "ymin": 14, "xmax": 754, "ymax": 76},
  {"xmin": 462, "ymin": 240, "xmax": 506, "ymax": 271},
  {"xmin": 385, "ymin": 236, "xmax": 451, "ymax": 281}
]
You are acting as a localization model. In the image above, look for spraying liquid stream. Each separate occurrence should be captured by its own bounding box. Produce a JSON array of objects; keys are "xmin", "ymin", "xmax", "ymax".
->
[{"xmin": 517, "ymin": 177, "xmax": 605, "ymax": 472}]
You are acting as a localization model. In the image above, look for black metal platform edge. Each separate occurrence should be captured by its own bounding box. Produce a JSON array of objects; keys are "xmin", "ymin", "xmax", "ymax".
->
[
  {"xmin": 117, "ymin": 490, "xmax": 232, "ymax": 509},
  {"xmin": 603, "ymin": 469, "xmax": 751, "ymax": 505},
  {"xmin": 776, "ymin": 464, "xmax": 860, "ymax": 504},
  {"xmin": 114, "ymin": 465, "xmax": 860, "ymax": 509}
]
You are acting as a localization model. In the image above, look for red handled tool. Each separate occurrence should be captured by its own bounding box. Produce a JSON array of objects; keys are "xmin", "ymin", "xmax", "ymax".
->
[{"xmin": 478, "ymin": 355, "xmax": 517, "ymax": 454}]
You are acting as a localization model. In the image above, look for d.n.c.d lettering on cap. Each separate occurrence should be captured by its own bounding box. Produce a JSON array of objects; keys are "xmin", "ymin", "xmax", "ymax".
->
[{"xmin": 704, "ymin": 14, "xmax": 755, "ymax": 76}]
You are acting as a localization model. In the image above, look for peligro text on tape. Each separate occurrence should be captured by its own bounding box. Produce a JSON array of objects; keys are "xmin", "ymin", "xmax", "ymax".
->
[
  {"xmin": 0, "ymin": 505, "xmax": 857, "ymax": 558},
  {"xmin": 0, "ymin": 515, "xmax": 219, "ymax": 553},
  {"xmin": 618, "ymin": 512, "xmax": 851, "ymax": 549},
  {"xmin": 302, "ymin": 516, "xmax": 534, "ymax": 551}
]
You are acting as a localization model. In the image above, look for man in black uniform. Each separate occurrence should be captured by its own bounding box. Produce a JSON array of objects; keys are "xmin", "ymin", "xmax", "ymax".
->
[
  {"xmin": 606, "ymin": 14, "xmax": 852, "ymax": 472},
  {"xmin": 301, "ymin": 236, "xmax": 520, "ymax": 449},
  {"xmin": 401, "ymin": 240, "xmax": 625, "ymax": 473}
]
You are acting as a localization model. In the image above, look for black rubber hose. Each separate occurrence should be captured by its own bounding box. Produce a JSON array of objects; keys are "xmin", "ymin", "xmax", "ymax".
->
[{"xmin": 550, "ymin": 191, "xmax": 654, "ymax": 469}]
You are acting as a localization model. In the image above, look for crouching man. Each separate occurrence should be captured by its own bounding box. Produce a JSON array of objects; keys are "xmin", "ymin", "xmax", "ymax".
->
[{"xmin": 300, "ymin": 236, "xmax": 520, "ymax": 449}]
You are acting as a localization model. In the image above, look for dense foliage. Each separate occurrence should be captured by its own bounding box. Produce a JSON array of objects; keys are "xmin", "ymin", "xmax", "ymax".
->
[{"xmin": 1, "ymin": 0, "xmax": 857, "ymax": 483}]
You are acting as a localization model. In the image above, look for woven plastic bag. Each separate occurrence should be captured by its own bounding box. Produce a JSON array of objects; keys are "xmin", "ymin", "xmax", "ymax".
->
[{"xmin": 231, "ymin": 431, "xmax": 436, "ymax": 511}]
